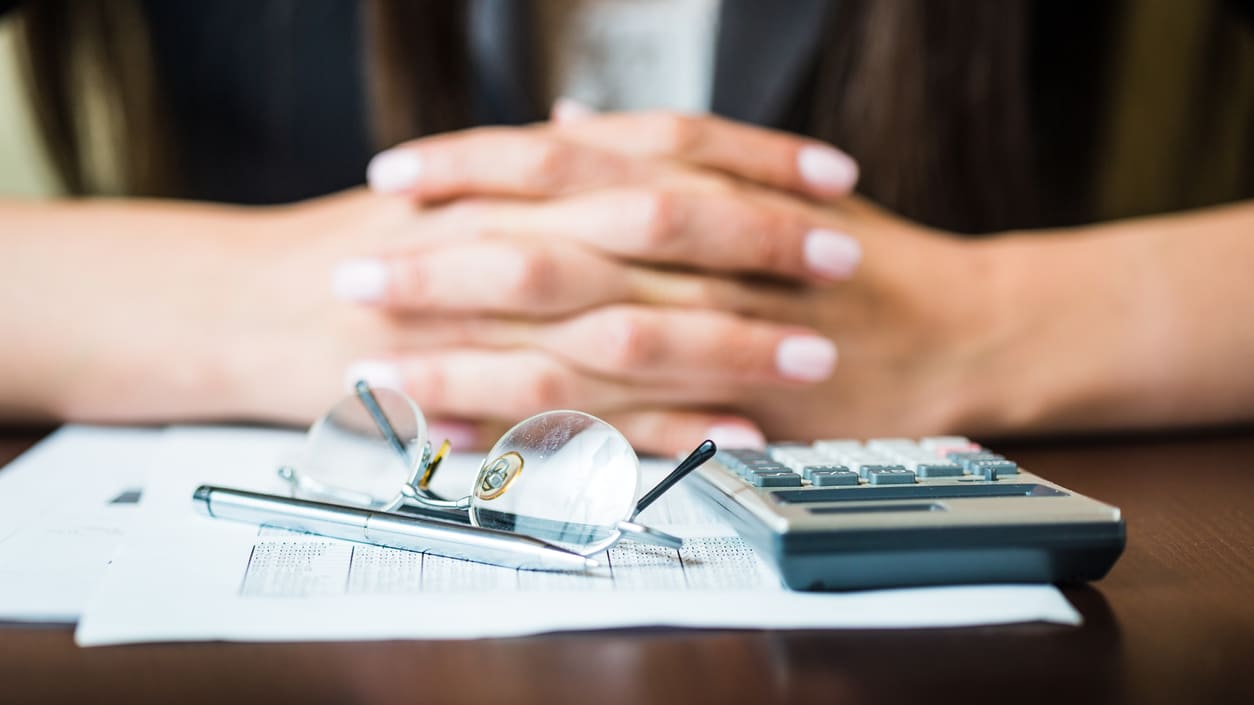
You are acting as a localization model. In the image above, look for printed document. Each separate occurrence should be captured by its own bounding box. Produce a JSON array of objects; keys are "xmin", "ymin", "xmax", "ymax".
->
[
  {"xmin": 0, "ymin": 426, "xmax": 155, "ymax": 622},
  {"xmin": 73, "ymin": 426, "xmax": 1081, "ymax": 645}
]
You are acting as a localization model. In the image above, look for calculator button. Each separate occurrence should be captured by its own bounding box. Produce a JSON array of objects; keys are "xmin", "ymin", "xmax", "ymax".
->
[
  {"xmin": 800, "ymin": 464, "xmax": 852, "ymax": 481},
  {"xmin": 970, "ymin": 460, "xmax": 1018, "ymax": 479},
  {"xmin": 980, "ymin": 460, "xmax": 1019, "ymax": 476},
  {"xmin": 809, "ymin": 470, "xmax": 860, "ymax": 487},
  {"xmin": 748, "ymin": 471, "xmax": 803, "ymax": 487},
  {"xmin": 745, "ymin": 463, "xmax": 791, "ymax": 476},
  {"xmin": 866, "ymin": 467, "xmax": 917, "ymax": 485},
  {"xmin": 740, "ymin": 464, "xmax": 787, "ymax": 479},
  {"xmin": 915, "ymin": 463, "xmax": 964, "ymax": 479},
  {"xmin": 854, "ymin": 463, "xmax": 900, "ymax": 479},
  {"xmin": 947, "ymin": 450, "xmax": 1000, "ymax": 462},
  {"xmin": 949, "ymin": 452, "xmax": 1005, "ymax": 472}
]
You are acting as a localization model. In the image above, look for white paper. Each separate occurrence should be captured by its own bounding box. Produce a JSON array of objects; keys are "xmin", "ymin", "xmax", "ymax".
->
[
  {"xmin": 0, "ymin": 426, "xmax": 156, "ymax": 622},
  {"xmin": 74, "ymin": 426, "xmax": 1081, "ymax": 645}
]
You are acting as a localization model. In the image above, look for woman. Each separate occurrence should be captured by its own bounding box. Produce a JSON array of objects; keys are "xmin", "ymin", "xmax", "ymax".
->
[{"xmin": 1, "ymin": 0, "xmax": 1252, "ymax": 453}]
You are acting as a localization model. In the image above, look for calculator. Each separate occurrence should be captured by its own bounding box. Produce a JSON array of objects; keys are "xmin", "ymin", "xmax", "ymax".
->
[{"xmin": 689, "ymin": 437, "xmax": 1125, "ymax": 591}]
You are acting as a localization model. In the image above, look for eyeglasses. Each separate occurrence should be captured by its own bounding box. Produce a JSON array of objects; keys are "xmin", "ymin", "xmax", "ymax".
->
[{"xmin": 272, "ymin": 381, "xmax": 715, "ymax": 557}]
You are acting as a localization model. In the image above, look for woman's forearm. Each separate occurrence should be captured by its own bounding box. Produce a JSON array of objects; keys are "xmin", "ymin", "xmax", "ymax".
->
[
  {"xmin": 0, "ymin": 198, "xmax": 283, "ymax": 423},
  {"xmin": 977, "ymin": 199, "xmax": 1254, "ymax": 434}
]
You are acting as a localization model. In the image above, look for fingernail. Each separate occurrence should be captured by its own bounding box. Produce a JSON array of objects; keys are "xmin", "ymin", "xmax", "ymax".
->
[
  {"xmin": 343, "ymin": 360, "xmax": 404, "ymax": 392},
  {"xmin": 776, "ymin": 336, "xmax": 838, "ymax": 382},
  {"xmin": 705, "ymin": 425, "xmax": 767, "ymax": 450},
  {"xmin": 804, "ymin": 229, "xmax": 862, "ymax": 280},
  {"xmin": 797, "ymin": 145, "xmax": 858, "ymax": 195},
  {"xmin": 367, "ymin": 149, "xmax": 422, "ymax": 193},
  {"xmin": 332, "ymin": 258, "xmax": 389, "ymax": 303},
  {"xmin": 427, "ymin": 421, "xmax": 479, "ymax": 451},
  {"xmin": 552, "ymin": 96, "xmax": 597, "ymax": 124}
]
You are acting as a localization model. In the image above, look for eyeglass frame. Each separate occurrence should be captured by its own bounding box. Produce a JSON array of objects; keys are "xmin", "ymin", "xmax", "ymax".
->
[{"xmin": 276, "ymin": 381, "xmax": 717, "ymax": 555}]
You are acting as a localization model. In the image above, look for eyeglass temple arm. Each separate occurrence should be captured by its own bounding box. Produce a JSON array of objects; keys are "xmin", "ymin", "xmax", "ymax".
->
[
  {"xmin": 631, "ymin": 440, "xmax": 717, "ymax": 520},
  {"xmin": 354, "ymin": 380, "xmax": 413, "ymax": 464}
]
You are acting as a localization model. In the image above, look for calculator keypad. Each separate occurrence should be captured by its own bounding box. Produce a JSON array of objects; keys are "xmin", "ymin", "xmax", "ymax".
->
[{"xmin": 716, "ymin": 437, "xmax": 1020, "ymax": 490}]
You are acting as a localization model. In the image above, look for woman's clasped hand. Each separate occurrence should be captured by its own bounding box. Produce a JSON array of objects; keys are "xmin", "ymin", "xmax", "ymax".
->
[{"xmin": 276, "ymin": 109, "xmax": 1013, "ymax": 455}]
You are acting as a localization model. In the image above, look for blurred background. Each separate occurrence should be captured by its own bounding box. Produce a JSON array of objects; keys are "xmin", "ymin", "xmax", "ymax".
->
[
  {"xmin": 0, "ymin": 2, "xmax": 1251, "ymax": 218},
  {"xmin": 0, "ymin": 20, "xmax": 57, "ymax": 196}
]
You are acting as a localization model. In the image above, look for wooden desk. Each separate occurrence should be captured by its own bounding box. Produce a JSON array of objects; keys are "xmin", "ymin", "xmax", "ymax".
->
[{"xmin": 1, "ymin": 429, "xmax": 1251, "ymax": 705}]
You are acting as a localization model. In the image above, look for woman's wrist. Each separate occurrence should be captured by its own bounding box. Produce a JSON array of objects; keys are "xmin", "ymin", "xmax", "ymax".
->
[{"xmin": 948, "ymin": 222, "xmax": 1161, "ymax": 437}]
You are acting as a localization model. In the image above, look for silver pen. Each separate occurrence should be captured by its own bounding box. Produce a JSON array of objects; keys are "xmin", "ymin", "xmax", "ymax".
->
[{"xmin": 193, "ymin": 485, "xmax": 598, "ymax": 572}]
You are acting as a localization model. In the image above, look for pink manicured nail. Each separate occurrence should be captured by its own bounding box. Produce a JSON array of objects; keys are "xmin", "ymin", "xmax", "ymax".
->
[
  {"xmin": 552, "ymin": 96, "xmax": 597, "ymax": 124},
  {"xmin": 776, "ymin": 336, "xmax": 838, "ymax": 382},
  {"xmin": 428, "ymin": 421, "xmax": 480, "ymax": 451},
  {"xmin": 705, "ymin": 425, "xmax": 767, "ymax": 450},
  {"xmin": 366, "ymin": 149, "xmax": 422, "ymax": 193},
  {"xmin": 332, "ymin": 258, "xmax": 389, "ymax": 303},
  {"xmin": 797, "ymin": 145, "xmax": 858, "ymax": 195},
  {"xmin": 343, "ymin": 360, "xmax": 404, "ymax": 392},
  {"xmin": 804, "ymin": 229, "xmax": 862, "ymax": 280}
]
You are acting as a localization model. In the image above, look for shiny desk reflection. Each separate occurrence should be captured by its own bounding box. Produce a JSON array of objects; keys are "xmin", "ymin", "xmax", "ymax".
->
[{"xmin": 1, "ymin": 427, "xmax": 1251, "ymax": 705}]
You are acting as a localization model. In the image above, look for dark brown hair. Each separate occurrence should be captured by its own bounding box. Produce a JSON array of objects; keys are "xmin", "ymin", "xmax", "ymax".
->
[
  {"xmin": 15, "ymin": 0, "xmax": 174, "ymax": 196},
  {"xmin": 12, "ymin": 0, "xmax": 1253, "ymax": 232},
  {"xmin": 809, "ymin": 0, "xmax": 1039, "ymax": 233}
]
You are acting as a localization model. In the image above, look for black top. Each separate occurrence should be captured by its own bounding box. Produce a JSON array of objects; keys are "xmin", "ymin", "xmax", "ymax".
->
[{"xmin": 141, "ymin": 1, "xmax": 374, "ymax": 204}]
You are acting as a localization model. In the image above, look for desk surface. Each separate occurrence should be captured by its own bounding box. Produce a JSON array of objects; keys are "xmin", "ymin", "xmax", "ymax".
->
[{"xmin": 1, "ymin": 428, "xmax": 1251, "ymax": 705}]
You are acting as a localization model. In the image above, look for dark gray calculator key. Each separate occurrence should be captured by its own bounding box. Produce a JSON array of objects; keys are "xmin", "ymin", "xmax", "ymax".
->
[
  {"xmin": 970, "ymin": 460, "xmax": 1017, "ymax": 479},
  {"xmin": 748, "ymin": 471, "xmax": 803, "ymax": 487},
  {"xmin": 915, "ymin": 463, "xmax": 964, "ymax": 479},
  {"xmin": 855, "ymin": 464, "xmax": 904, "ymax": 480},
  {"xmin": 745, "ymin": 464, "xmax": 791, "ymax": 476},
  {"xmin": 949, "ymin": 452, "xmax": 1003, "ymax": 470},
  {"xmin": 947, "ymin": 450, "xmax": 1001, "ymax": 462},
  {"xmin": 960, "ymin": 457, "xmax": 1006, "ymax": 473},
  {"xmin": 866, "ymin": 467, "xmax": 917, "ymax": 485},
  {"xmin": 801, "ymin": 464, "xmax": 852, "ymax": 481},
  {"xmin": 978, "ymin": 460, "xmax": 1018, "ymax": 476},
  {"xmin": 810, "ymin": 470, "xmax": 861, "ymax": 487}
]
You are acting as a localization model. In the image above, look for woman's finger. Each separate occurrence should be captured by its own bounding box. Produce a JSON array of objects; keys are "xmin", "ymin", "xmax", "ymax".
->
[
  {"xmin": 366, "ymin": 126, "xmax": 654, "ymax": 202},
  {"xmin": 343, "ymin": 349, "xmax": 742, "ymax": 422},
  {"xmin": 502, "ymin": 187, "xmax": 862, "ymax": 282},
  {"xmin": 335, "ymin": 239, "xmax": 631, "ymax": 316},
  {"xmin": 540, "ymin": 305, "xmax": 838, "ymax": 385},
  {"xmin": 365, "ymin": 188, "xmax": 861, "ymax": 284},
  {"xmin": 334, "ymin": 303, "xmax": 835, "ymax": 387},
  {"xmin": 553, "ymin": 109, "xmax": 859, "ymax": 200},
  {"xmin": 334, "ymin": 234, "xmax": 811, "ymax": 318}
]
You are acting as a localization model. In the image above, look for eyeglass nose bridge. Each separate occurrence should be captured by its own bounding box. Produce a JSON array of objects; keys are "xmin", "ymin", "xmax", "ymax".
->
[{"xmin": 396, "ymin": 441, "xmax": 470, "ymax": 508}]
